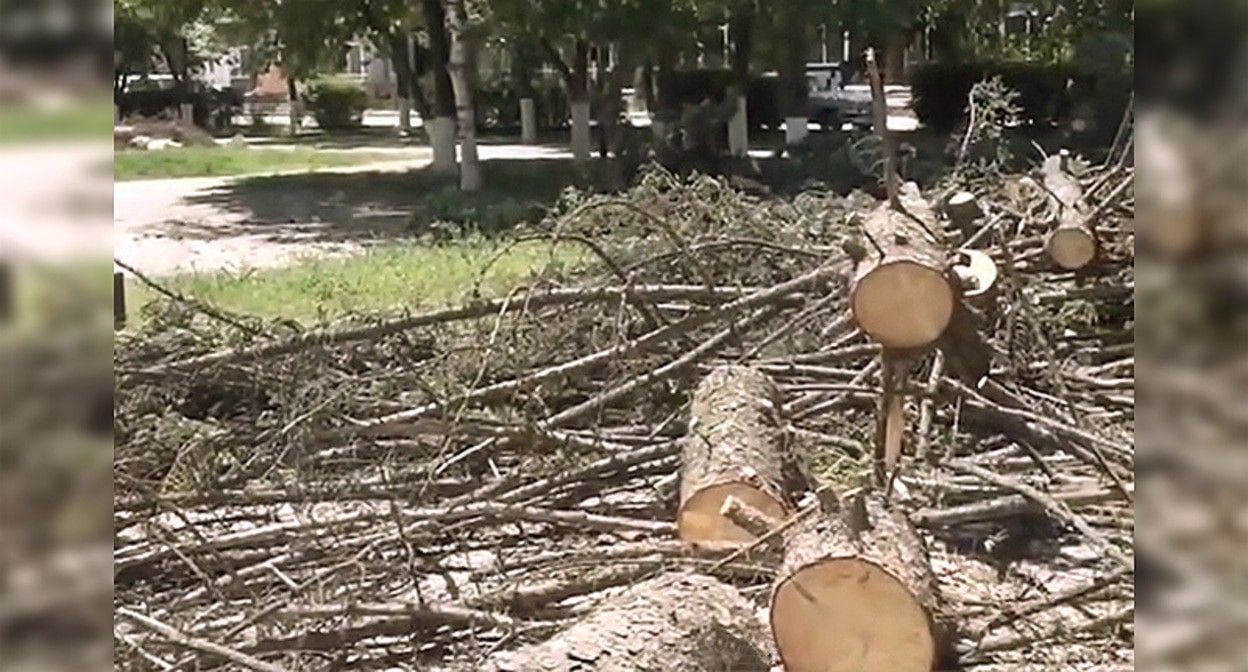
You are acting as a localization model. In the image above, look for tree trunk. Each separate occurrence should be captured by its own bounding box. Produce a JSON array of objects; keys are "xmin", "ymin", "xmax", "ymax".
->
[
  {"xmin": 286, "ymin": 75, "xmax": 300, "ymax": 135},
  {"xmin": 484, "ymin": 573, "xmax": 771, "ymax": 672},
  {"xmin": 850, "ymin": 182, "xmax": 956, "ymax": 350},
  {"xmin": 652, "ymin": 38, "xmax": 678, "ymax": 144},
  {"xmin": 388, "ymin": 33, "xmax": 415, "ymax": 134},
  {"xmin": 1042, "ymin": 151, "xmax": 1097, "ymax": 269},
  {"xmin": 421, "ymin": 0, "xmax": 458, "ymax": 174},
  {"xmin": 770, "ymin": 493, "xmax": 947, "ymax": 672},
  {"xmin": 569, "ymin": 39, "xmax": 592, "ymax": 162},
  {"xmin": 727, "ymin": 10, "xmax": 753, "ymax": 156},
  {"xmin": 446, "ymin": 0, "xmax": 480, "ymax": 191},
  {"xmin": 885, "ymin": 30, "xmax": 908, "ymax": 83},
  {"xmin": 777, "ymin": 11, "xmax": 808, "ymax": 146},
  {"xmin": 678, "ymin": 366, "xmax": 789, "ymax": 548},
  {"xmin": 514, "ymin": 40, "xmax": 538, "ymax": 144}
]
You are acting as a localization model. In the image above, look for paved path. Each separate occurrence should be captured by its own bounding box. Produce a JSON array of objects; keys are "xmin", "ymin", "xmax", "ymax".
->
[{"xmin": 113, "ymin": 144, "xmax": 573, "ymax": 277}]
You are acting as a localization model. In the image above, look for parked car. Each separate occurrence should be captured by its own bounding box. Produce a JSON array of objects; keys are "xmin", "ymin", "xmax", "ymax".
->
[{"xmin": 805, "ymin": 62, "xmax": 873, "ymax": 129}]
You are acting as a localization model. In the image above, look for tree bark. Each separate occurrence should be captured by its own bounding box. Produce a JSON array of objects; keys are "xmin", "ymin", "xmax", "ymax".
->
[
  {"xmin": 771, "ymin": 493, "xmax": 947, "ymax": 672},
  {"xmin": 484, "ymin": 573, "xmax": 771, "ymax": 672},
  {"xmin": 679, "ymin": 366, "xmax": 789, "ymax": 548},
  {"xmin": 286, "ymin": 75, "xmax": 300, "ymax": 134},
  {"xmin": 728, "ymin": 9, "xmax": 753, "ymax": 156},
  {"xmin": 446, "ymin": 0, "xmax": 480, "ymax": 191},
  {"xmin": 420, "ymin": 0, "xmax": 458, "ymax": 173},
  {"xmin": 569, "ymin": 39, "xmax": 592, "ymax": 162},
  {"xmin": 850, "ymin": 182, "xmax": 956, "ymax": 350},
  {"xmin": 1042, "ymin": 151, "xmax": 1097, "ymax": 269},
  {"xmin": 777, "ymin": 9, "xmax": 808, "ymax": 146}
]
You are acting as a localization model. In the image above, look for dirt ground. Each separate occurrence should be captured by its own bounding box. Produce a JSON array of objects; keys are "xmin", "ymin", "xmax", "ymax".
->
[{"xmin": 112, "ymin": 145, "xmax": 573, "ymax": 276}]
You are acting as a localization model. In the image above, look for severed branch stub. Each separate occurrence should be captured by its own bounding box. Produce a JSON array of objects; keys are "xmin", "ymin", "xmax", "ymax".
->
[
  {"xmin": 770, "ymin": 492, "xmax": 950, "ymax": 672},
  {"xmin": 1042, "ymin": 150, "xmax": 1098, "ymax": 269},
  {"xmin": 678, "ymin": 365, "xmax": 790, "ymax": 547}
]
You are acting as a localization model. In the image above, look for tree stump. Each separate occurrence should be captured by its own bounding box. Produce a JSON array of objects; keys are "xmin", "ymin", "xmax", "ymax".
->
[
  {"xmin": 850, "ymin": 182, "xmax": 956, "ymax": 350},
  {"xmin": 485, "ymin": 573, "xmax": 771, "ymax": 672},
  {"xmin": 1042, "ymin": 151, "xmax": 1097, "ymax": 269},
  {"xmin": 770, "ymin": 493, "xmax": 946, "ymax": 672},
  {"xmin": 678, "ymin": 366, "xmax": 789, "ymax": 546}
]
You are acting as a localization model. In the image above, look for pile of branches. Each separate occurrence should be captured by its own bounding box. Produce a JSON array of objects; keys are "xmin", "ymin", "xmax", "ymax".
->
[{"xmin": 114, "ymin": 159, "xmax": 1135, "ymax": 671}]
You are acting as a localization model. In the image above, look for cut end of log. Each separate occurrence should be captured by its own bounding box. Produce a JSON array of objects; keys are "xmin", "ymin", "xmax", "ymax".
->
[
  {"xmin": 678, "ymin": 482, "xmax": 787, "ymax": 545},
  {"xmin": 1046, "ymin": 227, "xmax": 1097, "ymax": 270},
  {"xmin": 771, "ymin": 557, "xmax": 935, "ymax": 672},
  {"xmin": 851, "ymin": 261, "xmax": 954, "ymax": 349},
  {"xmin": 952, "ymin": 249, "xmax": 998, "ymax": 298}
]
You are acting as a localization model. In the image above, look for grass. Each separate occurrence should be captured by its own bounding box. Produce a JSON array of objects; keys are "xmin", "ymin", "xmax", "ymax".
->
[
  {"xmin": 127, "ymin": 238, "xmax": 590, "ymax": 325},
  {"xmin": 0, "ymin": 100, "xmax": 114, "ymax": 144},
  {"xmin": 114, "ymin": 146, "xmax": 424, "ymax": 181}
]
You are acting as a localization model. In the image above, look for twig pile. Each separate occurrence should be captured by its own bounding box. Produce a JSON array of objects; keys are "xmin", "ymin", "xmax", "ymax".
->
[{"xmin": 114, "ymin": 162, "xmax": 1135, "ymax": 671}]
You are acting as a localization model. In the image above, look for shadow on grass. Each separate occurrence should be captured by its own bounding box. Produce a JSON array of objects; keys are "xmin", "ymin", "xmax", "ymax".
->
[{"xmin": 174, "ymin": 158, "xmax": 589, "ymax": 246}]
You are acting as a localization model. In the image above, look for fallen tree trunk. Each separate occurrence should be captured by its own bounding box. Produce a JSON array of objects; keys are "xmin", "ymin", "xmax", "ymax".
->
[
  {"xmin": 771, "ymin": 493, "xmax": 947, "ymax": 672},
  {"xmin": 678, "ymin": 365, "xmax": 789, "ymax": 546},
  {"xmin": 850, "ymin": 182, "xmax": 956, "ymax": 350},
  {"xmin": 1042, "ymin": 151, "xmax": 1097, "ymax": 269},
  {"xmin": 484, "ymin": 573, "xmax": 771, "ymax": 672}
]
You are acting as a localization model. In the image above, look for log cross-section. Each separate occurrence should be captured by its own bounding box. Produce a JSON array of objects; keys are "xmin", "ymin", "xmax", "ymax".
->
[
  {"xmin": 771, "ymin": 494, "xmax": 946, "ymax": 672},
  {"xmin": 850, "ymin": 182, "xmax": 956, "ymax": 350},
  {"xmin": 485, "ymin": 573, "xmax": 771, "ymax": 672},
  {"xmin": 678, "ymin": 365, "xmax": 789, "ymax": 547},
  {"xmin": 1042, "ymin": 151, "xmax": 1097, "ymax": 269}
]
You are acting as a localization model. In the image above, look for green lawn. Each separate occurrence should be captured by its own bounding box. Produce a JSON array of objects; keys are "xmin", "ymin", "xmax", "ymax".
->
[
  {"xmin": 128, "ymin": 238, "xmax": 589, "ymax": 326},
  {"xmin": 114, "ymin": 147, "xmax": 425, "ymax": 181},
  {"xmin": 0, "ymin": 101, "xmax": 114, "ymax": 144}
]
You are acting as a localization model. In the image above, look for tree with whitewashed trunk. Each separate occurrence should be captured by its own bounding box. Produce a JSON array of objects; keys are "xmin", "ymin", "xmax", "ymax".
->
[
  {"xmin": 420, "ymin": 0, "xmax": 459, "ymax": 174},
  {"xmin": 446, "ymin": 0, "xmax": 481, "ymax": 191},
  {"xmin": 348, "ymin": 0, "xmax": 429, "ymax": 137},
  {"xmin": 215, "ymin": 0, "xmax": 355, "ymax": 136}
]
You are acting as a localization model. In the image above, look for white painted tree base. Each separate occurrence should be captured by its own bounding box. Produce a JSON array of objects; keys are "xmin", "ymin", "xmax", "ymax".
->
[
  {"xmin": 398, "ymin": 98, "xmax": 412, "ymax": 133},
  {"xmin": 429, "ymin": 116, "xmax": 458, "ymax": 173},
  {"xmin": 784, "ymin": 116, "xmax": 809, "ymax": 146},
  {"xmin": 520, "ymin": 98, "xmax": 537, "ymax": 144},
  {"xmin": 728, "ymin": 95, "xmax": 749, "ymax": 157},
  {"xmin": 570, "ymin": 101, "xmax": 591, "ymax": 162}
]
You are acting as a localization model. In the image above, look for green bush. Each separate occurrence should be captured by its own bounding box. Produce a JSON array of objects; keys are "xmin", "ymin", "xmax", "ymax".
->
[
  {"xmin": 912, "ymin": 62, "xmax": 1076, "ymax": 132},
  {"xmin": 304, "ymin": 78, "xmax": 369, "ymax": 130}
]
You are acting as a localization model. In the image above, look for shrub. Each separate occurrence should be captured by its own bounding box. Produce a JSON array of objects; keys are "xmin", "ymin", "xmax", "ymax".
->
[
  {"xmin": 911, "ymin": 61, "xmax": 1076, "ymax": 132},
  {"xmin": 303, "ymin": 78, "xmax": 368, "ymax": 131}
]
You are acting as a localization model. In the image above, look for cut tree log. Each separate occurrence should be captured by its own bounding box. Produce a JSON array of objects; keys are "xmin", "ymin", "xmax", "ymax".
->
[
  {"xmin": 944, "ymin": 191, "xmax": 984, "ymax": 236},
  {"xmin": 1042, "ymin": 150, "xmax": 1097, "ymax": 269},
  {"xmin": 1135, "ymin": 111, "xmax": 1201, "ymax": 257},
  {"xmin": 850, "ymin": 181, "xmax": 956, "ymax": 350},
  {"xmin": 678, "ymin": 365, "xmax": 789, "ymax": 546},
  {"xmin": 771, "ymin": 493, "xmax": 947, "ymax": 672},
  {"xmin": 484, "ymin": 573, "xmax": 771, "ymax": 672}
]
